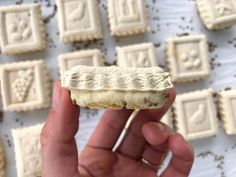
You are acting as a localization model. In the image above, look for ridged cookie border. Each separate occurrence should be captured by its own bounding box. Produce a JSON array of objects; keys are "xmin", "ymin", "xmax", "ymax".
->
[
  {"xmin": 107, "ymin": 0, "xmax": 150, "ymax": 36},
  {"xmin": 173, "ymin": 89, "xmax": 218, "ymax": 141},
  {"xmin": 62, "ymin": 66, "xmax": 173, "ymax": 91},
  {"xmin": 166, "ymin": 35, "xmax": 210, "ymax": 83},
  {"xmin": 218, "ymin": 90, "xmax": 236, "ymax": 135},
  {"xmin": 56, "ymin": 0, "xmax": 103, "ymax": 43},
  {"xmin": 0, "ymin": 4, "xmax": 46, "ymax": 54},
  {"xmin": 1, "ymin": 60, "xmax": 51, "ymax": 112}
]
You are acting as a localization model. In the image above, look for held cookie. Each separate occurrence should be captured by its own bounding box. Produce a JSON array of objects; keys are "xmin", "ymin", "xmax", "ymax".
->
[
  {"xmin": 197, "ymin": 0, "xmax": 236, "ymax": 30},
  {"xmin": 0, "ymin": 139, "xmax": 5, "ymax": 177},
  {"xmin": 62, "ymin": 66, "xmax": 173, "ymax": 109},
  {"xmin": 0, "ymin": 4, "xmax": 46, "ymax": 54}
]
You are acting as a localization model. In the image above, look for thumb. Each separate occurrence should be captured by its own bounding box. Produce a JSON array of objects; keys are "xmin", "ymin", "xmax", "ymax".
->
[{"xmin": 41, "ymin": 81, "xmax": 80, "ymax": 177}]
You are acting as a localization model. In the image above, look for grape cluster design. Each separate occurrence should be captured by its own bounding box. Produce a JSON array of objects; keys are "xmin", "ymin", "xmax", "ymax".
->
[{"xmin": 12, "ymin": 69, "xmax": 34, "ymax": 102}]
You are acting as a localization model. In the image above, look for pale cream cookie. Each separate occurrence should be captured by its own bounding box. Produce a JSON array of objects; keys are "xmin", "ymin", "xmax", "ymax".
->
[
  {"xmin": 117, "ymin": 43, "xmax": 158, "ymax": 67},
  {"xmin": 12, "ymin": 124, "xmax": 43, "ymax": 177},
  {"xmin": 62, "ymin": 66, "xmax": 173, "ymax": 109},
  {"xmin": 57, "ymin": 0, "xmax": 103, "ymax": 43},
  {"xmin": 166, "ymin": 35, "xmax": 210, "ymax": 83},
  {"xmin": 174, "ymin": 89, "xmax": 218, "ymax": 141},
  {"xmin": 107, "ymin": 0, "xmax": 150, "ymax": 36},
  {"xmin": 197, "ymin": 0, "xmax": 236, "ymax": 30},
  {"xmin": 0, "ymin": 139, "xmax": 5, "ymax": 177},
  {"xmin": 219, "ymin": 90, "xmax": 236, "ymax": 135},
  {"xmin": 0, "ymin": 60, "xmax": 51, "ymax": 112},
  {"xmin": 0, "ymin": 4, "xmax": 46, "ymax": 54},
  {"xmin": 58, "ymin": 49, "xmax": 105, "ymax": 76}
]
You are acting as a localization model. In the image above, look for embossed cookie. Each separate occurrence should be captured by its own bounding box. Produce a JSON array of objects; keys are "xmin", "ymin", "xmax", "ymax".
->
[
  {"xmin": 62, "ymin": 66, "xmax": 173, "ymax": 109},
  {"xmin": 197, "ymin": 0, "xmax": 236, "ymax": 30},
  {"xmin": 117, "ymin": 43, "xmax": 158, "ymax": 67},
  {"xmin": 219, "ymin": 90, "xmax": 236, "ymax": 135},
  {"xmin": 57, "ymin": 0, "xmax": 103, "ymax": 43},
  {"xmin": 0, "ymin": 139, "xmax": 6, "ymax": 177},
  {"xmin": 58, "ymin": 49, "xmax": 105, "ymax": 76},
  {"xmin": 166, "ymin": 35, "xmax": 210, "ymax": 83},
  {"xmin": 0, "ymin": 4, "xmax": 46, "ymax": 54},
  {"xmin": 12, "ymin": 124, "xmax": 43, "ymax": 177},
  {"xmin": 174, "ymin": 89, "xmax": 218, "ymax": 141},
  {"xmin": 0, "ymin": 60, "xmax": 51, "ymax": 112},
  {"xmin": 108, "ymin": 0, "xmax": 150, "ymax": 36}
]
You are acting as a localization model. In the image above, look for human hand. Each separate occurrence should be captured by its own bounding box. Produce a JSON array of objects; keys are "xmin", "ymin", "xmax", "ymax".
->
[{"xmin": 41, "ymin": 81, "xmax": 194, "ymax": 177}]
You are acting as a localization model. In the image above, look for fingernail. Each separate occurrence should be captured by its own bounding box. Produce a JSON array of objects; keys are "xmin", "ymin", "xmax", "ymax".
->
[{"xmin": 52, "ymin": 82, "xmax": 61, "ymax": 110}]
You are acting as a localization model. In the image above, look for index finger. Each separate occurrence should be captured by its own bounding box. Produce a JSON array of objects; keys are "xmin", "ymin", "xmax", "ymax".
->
[
  {"xmin": 41, "ymin": 81, "xmax": 80, "ymax": 177},
  {"xmin": 41, "ymin": 80, "xmax": 80, "ymax": 144}
]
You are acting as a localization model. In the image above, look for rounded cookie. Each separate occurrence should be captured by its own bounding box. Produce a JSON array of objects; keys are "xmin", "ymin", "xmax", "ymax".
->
[{"xmin": 62, "ymin": 66, "xmax": 173, "ymax": 109}]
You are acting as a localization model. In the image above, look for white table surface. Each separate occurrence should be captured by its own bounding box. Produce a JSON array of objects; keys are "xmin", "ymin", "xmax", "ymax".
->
[{"xmin": 0, "ymin": 0, "xmax": 236, "ymax": 177}]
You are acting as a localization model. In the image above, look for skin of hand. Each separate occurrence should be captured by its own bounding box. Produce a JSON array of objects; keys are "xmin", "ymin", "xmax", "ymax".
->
[{"xmin": 41, "ymin": 81, "xmax": 194, "ymax": 177}]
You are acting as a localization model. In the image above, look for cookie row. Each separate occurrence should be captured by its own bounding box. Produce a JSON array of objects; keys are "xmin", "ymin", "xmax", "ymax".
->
[
  {"xmin": 0, "ymin": 0, "xmax": 150, "ymax": 55},
  {"xmin": 59, "ymin": 34, "xmax": 211, "ymax": 84},
  {"xmin": 2, "ymin": 0, "xmax": 236, "ymax": 55}
]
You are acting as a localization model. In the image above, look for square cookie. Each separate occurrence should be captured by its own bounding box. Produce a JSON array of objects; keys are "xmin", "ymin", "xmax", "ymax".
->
[
  {"xmin": 117, "ymin": 43, "xmax": 158, "ymax": 67},
  {"xmin": 0, "ymin": 4, "xmax": 46, "ymax": 54},
  {"xmin": 12, "ymin": 124, "xmax": 43, "ymax": 177},
  {"xmin": 166, "ymin": 35, "xmax": 210, "ymax": 83},
  {"xmin": 161, "ymin": 109, "xmax": 173, "ymax": 130},
  {"xmin": 57, "ymin": 0, "xmax": 103, "ymax": 43},
  {"xmin": 197, "ymin": 0, "xmax": 236, "ymax": 30},
  {"xmin": 108, "ymin": 0, "xmax": 150, "ymax": 36},
  {"xmin": 174, "ymin": 89, "xmax": 218, "ymax": 141},
  {"xmin": 58, "ymin": 49, "xmax": 105, "ymax": 76},
  {"xmin": 219, "ymin": 90, "xmax": 236, "ymax": 135},
  {"xmin": 1, "ymin": 60, "xmax": 51, "ymax": 112}
]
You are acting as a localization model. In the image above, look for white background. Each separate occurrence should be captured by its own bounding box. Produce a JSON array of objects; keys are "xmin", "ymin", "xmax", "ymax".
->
[{"xmin": 0, "ymin": 0, "xmax": 236, "ymax": 177}]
